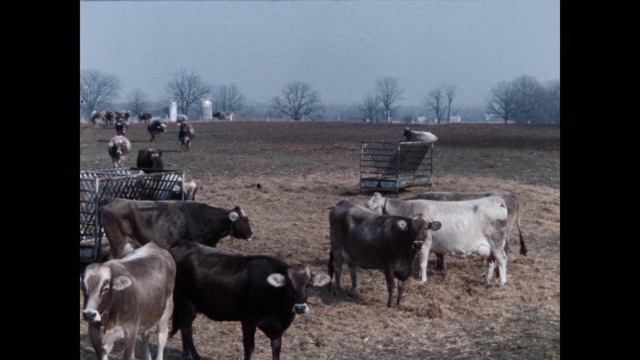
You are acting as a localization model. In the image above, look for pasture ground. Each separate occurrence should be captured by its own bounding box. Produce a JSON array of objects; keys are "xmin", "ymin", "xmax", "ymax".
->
[{"xmin": 79, "ymin": 120, "xmax": 560, "ymax": 359}]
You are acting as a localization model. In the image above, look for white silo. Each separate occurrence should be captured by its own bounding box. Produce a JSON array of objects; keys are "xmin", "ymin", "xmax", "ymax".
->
[
  {"xmin": 169, "ymin": 101, "xmax": 178, "ymax": 122},
  {"xmin": 202, "ymin": 100, "xmax": 213, "ymax": 120}
]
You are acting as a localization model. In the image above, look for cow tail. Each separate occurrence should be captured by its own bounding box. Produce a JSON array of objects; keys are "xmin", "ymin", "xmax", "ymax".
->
[{"xmin": 514, "ymin": 200, "xmax": 527, "ymax": 256}]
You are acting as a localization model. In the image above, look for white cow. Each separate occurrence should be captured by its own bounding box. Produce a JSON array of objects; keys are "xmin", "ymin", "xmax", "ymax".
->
[{"xmin": 366, "ymin": 192, "xmax": 509, "ymax": 285}]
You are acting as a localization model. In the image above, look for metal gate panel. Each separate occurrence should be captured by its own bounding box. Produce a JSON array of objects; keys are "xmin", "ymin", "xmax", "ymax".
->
[{"xmin": 360, "ymin": 140, "xmax": 434, "ymax": 196}]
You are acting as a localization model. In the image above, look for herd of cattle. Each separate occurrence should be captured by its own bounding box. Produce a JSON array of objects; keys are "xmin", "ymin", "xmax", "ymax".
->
[{"xmin": 81, "ymin": 126, "xmax": 528, "ymax": 360}]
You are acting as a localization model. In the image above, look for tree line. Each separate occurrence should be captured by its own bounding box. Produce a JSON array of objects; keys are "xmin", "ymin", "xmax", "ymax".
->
[{"xmin": 80, "ymin": 69, "xmax": 559, "ymax": 124}]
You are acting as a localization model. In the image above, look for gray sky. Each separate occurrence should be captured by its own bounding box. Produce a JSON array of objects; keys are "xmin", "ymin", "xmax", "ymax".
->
[{"xmin": 80, "ymin": 0, "xmax": 560, "ymax": 108}]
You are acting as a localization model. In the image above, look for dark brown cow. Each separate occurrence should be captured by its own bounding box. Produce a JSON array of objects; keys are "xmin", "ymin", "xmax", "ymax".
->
[
  {"xmin": 147, "ymin": 120, "xmax": 167, "ymax": 142},
  {"xmin": 178, "ymin": 120, "xmax": 195, "ymax": 152},
  {"xmin": 213, "ymin": 111, "xmax": 235, "ymax": 121},
  {"xmin": 328, "ymin": 200, "xmax": 441, "ymax": 307},
  {"xmin": 138, "ymin": 111, "xmax": 153, "ymax": 123},
  {"xmin": 406, "ymin": 190, "xmax": 527, "ymax": 272},
  {"xmin": 169, "ymin": 241, "xmax": 330, "ymax": 360},
  {"xmin": 104, "ymin": 111, "xmax": 115, "ymax": 125},
  {"xmin": 81, "ymin": 243, "xmax": 176, "ymax": 360},
  {"xmin": 136, "ymin": 148, "xmax": 164, "ymax": 173},
  {"xmin": 101, "ymin": 198, "xmax": 254, "ymax": 259}
]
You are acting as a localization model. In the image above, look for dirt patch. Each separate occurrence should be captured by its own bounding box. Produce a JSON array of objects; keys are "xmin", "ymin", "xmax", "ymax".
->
[{"xmin": 80, "ymin": 120, "xmax": 560, "ymax": 359}]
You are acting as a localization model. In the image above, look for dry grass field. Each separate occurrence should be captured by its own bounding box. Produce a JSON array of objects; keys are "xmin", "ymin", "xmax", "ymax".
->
[{"xmin": 79, "ymin": 119, "xmax": 560, "ymax": 359}]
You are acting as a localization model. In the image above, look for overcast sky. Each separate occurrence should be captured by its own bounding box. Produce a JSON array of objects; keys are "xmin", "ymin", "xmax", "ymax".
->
[{"xmin": 80, "ymin": 0, "xmax": 560, "ymax": 108}]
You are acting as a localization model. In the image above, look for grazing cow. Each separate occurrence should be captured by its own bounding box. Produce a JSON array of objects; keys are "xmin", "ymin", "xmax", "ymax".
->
[
  {"xmin": 115, "ymin": 110, "xmax": 131, "ymax": 122},
  {"xmin": 138, "ymin": 111, "xmax": 153, "ymax": 124},
  {"xmin": 168, "ymin": 241, "xmax": 331, "ymax": 360},
  {"xmin": 107, "ymin": 135, "xmax": 132, "ymax": 168},
  {"xmin": 328, "ymin": 200, "xmax": 440, "ymax": 307},
  {"xmin": 406, "ymin": 190, "xmax": 527, "ymax": 272},
  {"xmin": 104, "ymin": 111, "xmax": 115, "ymax": 125},
  {"xmin": 366, "ymin": 192, "xmax": 509, "ymax": 285},
  {"xmin": 136, "ymin": 148, "xmax": 164, "ymax": 173},
  {"xmin": 90, "ymin": 111, "xmax": 106, "ymax": 126},
  {"xmin": 147, "ymin": 120, "xmax": 167, "ymax": 142},
  {"xmin": 404, "ymin": 127, "xmax": 438, "ymax": 142},
  {"xmin": 178, "ymin": 120, "xmax": 195, "ymax": 152},
  {"xmin": 101, "ymin": 198, "xmax": 254, "ymax": 259},
  {"xmin": 81, "ymin": 243, "xmax": 176, "ymax": 360},
  {"xmin": 213, "ymin": 111, "xmax": 235, "ymax": 121}
]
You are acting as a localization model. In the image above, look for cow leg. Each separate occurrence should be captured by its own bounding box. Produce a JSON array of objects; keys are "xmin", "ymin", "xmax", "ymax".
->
[
  {"xmin": 418, "ymin": 246, "xmax": 430, "ymax": 283},
  {"xmin": 270, "ymin": 336, "xmax": 283, "ymax": 360},
  {"xmin": 140, "ymin": 332, "xmax": 151, "ymax": 360},
  {"xmin": 348, "ymin": 262, "xmax": 359, "ymax": 295},
  {"xmin": 155, "ymin": 294, "xmax": 173, "ymax": 360},
  {"xmin": 436, "ymin": 253, "xmax": 447, "ymax": 272},
  {"xmin": 383, "ymin": 268, "xmax": 396, "ymax": 307},
  {"xmin": 88, "ymin": 325, "xmax": 110, "ymax": 360},
  {"xmin": 493, "ymin": 247, "xmax": 508, "ymax": 285},
  {"xmin": 179, "ymin": 325, "xmax": 201, "ymax": 360},
  {"xmin": 241, "ymin": 321, "xmax": 257, "ymax": 360},
  {"xmin": 122, "ymin": 325, "xmax": 139, "ymax": 360},
  {"xmin": 331, "ymin": 251, "xmax": 344, "ymax": 296},
  {"xmin": 396, "ymin": 279, "xmax": 405, "ymax": 307}
]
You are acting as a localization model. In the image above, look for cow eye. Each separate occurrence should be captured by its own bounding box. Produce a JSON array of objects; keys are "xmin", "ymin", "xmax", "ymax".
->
[{"xmin": 101, "ymin": 286, "xmax": 110, "ymax": 294}]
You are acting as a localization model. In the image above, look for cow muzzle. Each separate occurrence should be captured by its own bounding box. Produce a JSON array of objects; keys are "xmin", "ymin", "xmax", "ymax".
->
[
  {"xmin": 413, "ymin": 241, "xmax": 424, "ymax": 250},
  {"xmin": 292, "ymin": 303, "xmax": 309, "ymax": 314},
  {"xmin": 82, "ymin": 309, "xmax": 102, "ymax": 323}
]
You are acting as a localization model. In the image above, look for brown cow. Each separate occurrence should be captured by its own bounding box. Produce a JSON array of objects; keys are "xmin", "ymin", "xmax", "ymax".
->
[
  {"xmin": 107, "ymin": 135, "xmax": 131, "ymax": 168},
  {"xmin": 81, "ymin": 242, "xmax": 176, "ymax": 360},
  {"xmin": 101, "ymin": 198, "xmax": 254, "ymax": 259},
  {"xmin": 328, "ymin": 200, "xmax": 440, "ymax": 307}
]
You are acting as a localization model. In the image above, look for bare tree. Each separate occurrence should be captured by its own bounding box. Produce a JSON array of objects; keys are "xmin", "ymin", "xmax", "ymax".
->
[
  {"xmin": 269, "ymin": 81, "xmax": 325, "ymax": 121},
  {"xmin": 215, "ymin": 84, "xmax": 247, "ymax": 113},
  {"xmin": 126, "ymin": 88, "xmax": 150, "ymax": 119},
  {"xmin": 541, "ymin": 80, "xmax": 560, "ymax": 124},
  {"xmin": 375, "ymin": 77, "xmax": 404, "ymax": 123},
  {"xmin": 444, "ymin": 84, "xmax": 459, "ymax": 122},
  {"xmin": 358, "ymin": 92, "xmax": 381, "ymax": 122},
  {"xmin": 80, "ymin": 69, "xmax": 120, "ymax": 119},
  {"xmin": 513, "ymin": 75, "xmax": 545, "ymax": 124},
  {"xmin": 486, "ymin": 81, "xmax": 518, "ymax": 124},
  {"xmin": 166, "ymin": 69, "xmax": 212, "ymax": 118},
  {"xmin": 424, "ymin": 86, "xmax": 447, "ymax": 124}
]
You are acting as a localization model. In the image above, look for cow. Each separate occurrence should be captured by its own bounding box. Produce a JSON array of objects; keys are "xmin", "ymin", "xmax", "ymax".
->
[
  {"xmin": 167, "ymin": 177, "xmax": 200, "ymax": 201},
  {"xmin": 81, "ymin": 242, "xmax": 176, "ymax": 360},
  {"xmin": 147, "ymin": 120, "xmax": 167, "ymax": 142},
  {"xmin": 136, "ymin": 148, "xmax": 164, "ymax": 173},
  {"xmin": 328, "ymin": 200, "xmax": 441, "ymax": 307},
  {"xmin": 213, "ymin": 111, "xmax": 235, "ymax": 121},
  {"xmin": 138, "ymin": 111, "xmax": 153, "ymax": 124},
  {"xmin": 366, "ymin": 192, "xmax": 510, "ymax": 285},
  {"xmin": 178, "ymin": 120, "xmax": 195, "ymax": 152},
  {"xmin": 115, "ymin": 118, "xmax": 129, "ymax": 136},
  {"xmin": 107, "ymin": 135, "xmax": 131, "ymax": 168},
  {"xmin": 101, "ymin": 198, "xmax": 254, "ymax": 259},
  {"xmin": 404, "ymin": 127, "xmax": 438, "ymax": 142},
  {"xmin": 115, "ymin": 110, "xmax": 131, "ymax": 122},
  {"xmin": 104, "ymin": 111, "xmax": 115, "ymax": 126},
  {"xmin": 168, "ymin": 241, "xmax": 331, "ymax": 360},
  {"xmin": 90, "ymin": 111, "xmax": 106, "ymax": 126},
  {"xmin": 406, "ymin": 190, "xmax": 527, "ymax": 272}
]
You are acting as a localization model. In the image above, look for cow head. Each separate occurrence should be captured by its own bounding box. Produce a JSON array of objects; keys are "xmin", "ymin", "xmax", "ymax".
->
[
  {"xmin": 228, "ymin": 207, "xmax": 254, "ymax": 241},
  {"xmin": 82, "ymin": 263, "xmax": 133, "ymax": 324},
  {"xmin": 266, "ymin": 264, "xmax": 331, "ymax": 314},
  {"xmin": 365, "ymin": 192, "xmax": 386, "ymax": 214},
  {"xmin": 405, "ymin": 214, "xmax": 441, "ymax": 249}
]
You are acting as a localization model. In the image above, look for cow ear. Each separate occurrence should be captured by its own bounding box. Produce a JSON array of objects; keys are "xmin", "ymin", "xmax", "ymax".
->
[
  {"xmin": 267, "ymin": 273, "xmax": 286, "ymax": 288},
  {"xmin": 112, "ymin": 276, "xmax": 132, "ymax": 291},
  {"xmin": 229, "ymin": 211, "xmax": 239, "ymax": 222},
  {"xmin": 312, "ymin": 273, "xmax": 331, "ymax": 287},
  {"xmin": 429, "ymin": 221, "xmax": 442, "ymax": 231},
  {"xmin": 395, "ymin": 219, "xmax": 408, "ymax": 230}
]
